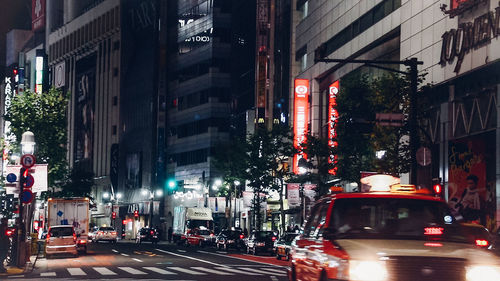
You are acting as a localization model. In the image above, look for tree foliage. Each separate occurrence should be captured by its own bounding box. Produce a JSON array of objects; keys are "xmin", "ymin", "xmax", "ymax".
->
[{"xmin": 4, "ymin": 88, "xmax": 69, "ymax": 187}]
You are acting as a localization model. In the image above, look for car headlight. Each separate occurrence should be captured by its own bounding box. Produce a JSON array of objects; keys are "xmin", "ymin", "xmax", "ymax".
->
[
  {"xmin": 466, "ymin": 266, "xmax": 500, "ymax": 281},
  {"xmin": 349, "ymin": 260, "xmax": 388, "ymax": 281}
]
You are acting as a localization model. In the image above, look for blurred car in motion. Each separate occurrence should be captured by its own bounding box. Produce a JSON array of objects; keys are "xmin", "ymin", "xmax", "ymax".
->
[
  {"xmin": 460, "ymin": 223, "xmax": 493, "ymax": 250},
  {"xmin": 216, "ymin": 229, "xmax": 245, "ymax": 250},
  {"xmin": 246, "ymin": 231, "xmax": 277, "ymax": 255},
  {"xmin": 45, "ymin": 225, "xmax": 77, "ymax": 258},
  {"xmin": 136, "ymin": 227, "xmax": 160, "ymax": 244},
  {"xmin": 186, "ymin": 227, "xmax": 215, "ymax": 247},
  {"xmin": 275, "ymin": 232, "xmax": 299, "ymax": 260},
  {"xmin": 93, "ymin": 226, "xmax": 117, "ymax": 243},
  {"xmin": 289, "ymin": 184, "xmax": 500, "ymax": 281}
]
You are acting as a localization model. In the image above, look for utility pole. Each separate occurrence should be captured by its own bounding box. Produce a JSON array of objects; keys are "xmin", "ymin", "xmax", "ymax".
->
[{"xmin": 314, "ymin": 55, "xmax": 423, "ymax": 185}]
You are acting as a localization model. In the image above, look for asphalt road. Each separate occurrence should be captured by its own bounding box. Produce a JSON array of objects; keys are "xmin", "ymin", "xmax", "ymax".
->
[{"xmin": 7, "ymin": 241, "xmax": 289, "ymax": 281}]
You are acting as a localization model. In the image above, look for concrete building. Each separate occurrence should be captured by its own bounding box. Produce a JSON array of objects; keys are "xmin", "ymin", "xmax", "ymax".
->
[{"xmin": 291, "ymin": 0, "xmax": 500, "ymax": 230}]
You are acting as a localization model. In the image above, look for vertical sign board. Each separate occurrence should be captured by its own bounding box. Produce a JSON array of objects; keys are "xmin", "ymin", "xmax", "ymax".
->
[
  {"xmin": 32, "ymin": 0, "xmax": 46, "ymax": 31},
  {"xmin": 293, "ymin": 79, "xmax": 310, "ymax": 174},
  {"xmin": 328, "ymin": 81, "xmax": 339, "ymax": 175}
]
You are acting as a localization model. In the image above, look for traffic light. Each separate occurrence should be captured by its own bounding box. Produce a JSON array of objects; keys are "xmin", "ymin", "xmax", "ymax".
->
[
  {"xmin": 112, "ymin": 212, "xmax": 116, "ymax": 219},
  {"xmin": 19, "ymin": 167, "xmax": 28, "ymax": 188}
]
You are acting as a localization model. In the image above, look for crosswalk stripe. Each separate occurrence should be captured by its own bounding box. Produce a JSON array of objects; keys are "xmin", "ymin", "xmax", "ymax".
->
[
  {"xmin": 257, "ymin": 267, "xmax": 287, "ymax": 274},
  {"xmin": 118, "ymin": 267, "xmax": 147, "ymax": 275},
  {"xmin": 168, "ymin": 267, "xmax": 207, "ymax": 275},
  {"xmin": 143, "ymin": 267, "xmax": 177, "ymax": 275},
  {"xmin": 40, "ymin": 272, "xmax": 56, "ymax": 277},
  {"xmin": 242, "ymin": 267, "xmax": 286, "ymax": 276},
  {"xmin": 192, "ymin": 267, "xmax": 234, "ymax": 275},
  {"xmin": 67, "ymin": 268, "xmax": 86, "ymax": 276},
  {"xmin": 93, "ymin": 267, "xmax": 118, "ymax": 275},
  {"xmin": 215, "ymin": 267, "xmax": 263, "ymax": 275}
]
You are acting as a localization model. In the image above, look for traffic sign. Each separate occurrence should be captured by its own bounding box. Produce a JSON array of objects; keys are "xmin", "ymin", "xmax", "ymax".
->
[
  {"xmin": 24, "ymin": 174, "xmax": 35, "ymax": 188},
  {"xmin": 6, "ymin": 173, "xmax": 17, "ymax": 183},
  {"xmin": 20, "ymin": 154, "xmax": 36, "ymax": 168},
  {"xmin": 20, "ymin": 190, "xmax": 33, "ymax": 204}
]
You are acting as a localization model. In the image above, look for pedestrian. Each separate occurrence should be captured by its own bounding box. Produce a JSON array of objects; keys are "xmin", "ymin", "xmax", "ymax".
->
[
  {"xmin": 243, "ymin": 228, "xmax": 248, "ymax": 237},
  {"xmin": 0, "ymin": 218, "xmax": 9, "ymax": 273},
  {"xmin": 167, "ymin": 227, "xmax": 173, "ymax": 243}
]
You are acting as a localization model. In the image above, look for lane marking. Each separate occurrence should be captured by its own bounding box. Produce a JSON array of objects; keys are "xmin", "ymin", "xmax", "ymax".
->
[
  {"xmin": 216, "ymin": 251, "xmax": 228, "ymax": 254},
  {"xmin": 118, "ymin": 267, "xmax": 147, "ymax": 275},
  {"xmin": 40, "ymin": 272, "xmax": 56, "ymax": 277},
  {"xmin": 155, "ymin": 249, "xmax": 227, "ymax": 267},
  {"xmin": 67, "ymin": 268, "xmax": 86, "ymax": 276},
  {"xmin": 93, "ymin": 267, "xmax": 118, "ymax": 275},
  {"xmin": 192, "ymin": 267, "xmax": 234, "ymax": 275},
  {"xmin": 271, "ymin": 276, "xmax": 279, "ymax": 281},
  {"xmin": 112, "ymin": 249, "xmax": 119, "ymax": 253},
  {"xmin": 143, "ymin": 267, "xmax": 177, "ymax": 275},
  {"xmin": 168, "ymin": 267, "xmax": 207, "ymax": 275},
  {"xmin": 132, "ymin": 258, "xmax": 143, "ymax": 262},
  {"xmin": 196, "ymin": 251, "xmax": 287, "ymax": 268},
  {"xmin": 259, "ymin": 267, "xmax": 288, "ymax": 274},
  {"xmin": 121, "ymin": 253, "xmax": 130, "ymax": 257},
  {"xmin": 241, "ymin": 267, "xmax": 286, "ymax": 276},
  {"xmin": 8, "ymin": 275, "xmax": 25, "ymax": 278},
  {"xmin": 177, "ymin": 249, "xmax": 187, "ymax": 253},
  {"xmin": 216, "ymin": 267, "xmax": 263, "ymax": 275}
]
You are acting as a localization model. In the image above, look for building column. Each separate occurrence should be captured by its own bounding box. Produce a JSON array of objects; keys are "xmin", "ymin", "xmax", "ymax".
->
[{"xmin": 496, "ymin": 85, "xmax": 500, "ymax": 228}]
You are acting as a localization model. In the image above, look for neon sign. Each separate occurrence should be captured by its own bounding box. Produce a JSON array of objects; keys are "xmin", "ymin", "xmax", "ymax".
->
[
  {"xmin": 293, "ymin": 79, "xmax": 310, "ymax": 174},
  {"xmin": 328, "ymin": 81, "xmax": 339, "ymax": 175}
]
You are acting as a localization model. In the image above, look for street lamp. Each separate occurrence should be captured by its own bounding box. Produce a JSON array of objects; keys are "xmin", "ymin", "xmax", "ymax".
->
[
  {"xmin": 103, "ymin": 192, "xmax": 110, "ymax": 199},
  {"xmin": 21, "ymin": 131, "xmax": 36, "ymax": 155}
]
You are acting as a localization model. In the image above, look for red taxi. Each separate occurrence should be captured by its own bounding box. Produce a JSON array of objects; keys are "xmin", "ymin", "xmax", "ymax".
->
[
  {"xmin": 289, "ymin": 185, "xmax": 500, "ymax": 281},
  {"xmin": 186, "ymin": 227, "xmax": 215, "ymax": 247}
]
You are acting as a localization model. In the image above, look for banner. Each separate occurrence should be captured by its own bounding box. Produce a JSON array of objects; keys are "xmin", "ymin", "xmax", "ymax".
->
[
  {"xmin": 328, "ymin": 81, "xmax": 339, "ymax": 174},
  {"xmin": 293, "ymin": 79, "xmax": 310, "ymax": 174},
  {"xmin": 287, "ymin": 184, "xmax": 300, "ymax": 207},
  {"xmin": 448, "ymin": 137, "xmax": 495, "ymax": 229}
]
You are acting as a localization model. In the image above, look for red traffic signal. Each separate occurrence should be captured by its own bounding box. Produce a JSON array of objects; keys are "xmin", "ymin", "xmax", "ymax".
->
[
  {"xmin": 13, "ymin": 69, "xmax": 18, "ymax": 76},
  {"xmin": 122, "ymin": 220, "xmax": 127, "ymax": 225},
  {"xmin": 134, "ymin": 210, "xmax": 139, "ymax": 218},
  {"xmin": 433, "ymin": 184, "xmax": 442, "ymax": 194},
  {"xmin": 112, "ymin": 212, "xmax": 116, "ymax": 219}
]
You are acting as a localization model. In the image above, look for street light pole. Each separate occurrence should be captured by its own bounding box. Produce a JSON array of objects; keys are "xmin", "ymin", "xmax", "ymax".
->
[{"xmin": 314, "ymin": 57, "xmax": 423, "ymax": 185}]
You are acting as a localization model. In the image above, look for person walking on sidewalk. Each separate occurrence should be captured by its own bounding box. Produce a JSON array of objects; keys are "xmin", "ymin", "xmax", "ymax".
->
[{"xmin": 0, "ymin": 218, "xmax": 9, "ymax": 273}]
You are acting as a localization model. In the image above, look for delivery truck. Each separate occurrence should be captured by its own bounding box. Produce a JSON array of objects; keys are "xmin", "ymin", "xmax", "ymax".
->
[
  {"xmin": 47, "ymin": 197, "xmax": 90, "ymax": 253},
  {"xmin": 172, "ymin": 206, "xmax": 214, "ymax": 246}
]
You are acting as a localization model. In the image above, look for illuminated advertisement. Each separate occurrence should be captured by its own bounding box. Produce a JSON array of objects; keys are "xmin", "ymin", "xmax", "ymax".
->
[
  {"xmin": 293, "ymin": 79, "xmax": 310, "ymax": 174},
  {"xmin": 32, "ymin": 0, "xmax": 46, "ymax": 31},
  {"xmin": 328, "ymin": 81, "xmax": 339, "ymax": 175}
]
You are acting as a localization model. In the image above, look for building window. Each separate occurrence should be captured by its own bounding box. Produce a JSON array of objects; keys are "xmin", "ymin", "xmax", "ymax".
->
[
  {"xmin": 296, "ymin": 45, "xmax": 308, "ymax": 72},
  {"xmin": 175, "ymin": 148, "xmax": 209, "ymax": 166},
  {"xmin": 298, "ymin": 0, "xmax": 309, "ymax": 20},
  {"xmin": 113, "ymin": 96, "xmax": 118, "ymax": 106},
  {"xmin": 112, "ymin": 125, "xmax": 117, "ymax": 135}
]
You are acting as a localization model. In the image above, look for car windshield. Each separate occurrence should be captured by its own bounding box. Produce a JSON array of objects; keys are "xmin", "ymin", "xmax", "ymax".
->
[
  {"xmin": 255, "ymin": 231, "xmax": 274, "ymax": 240},
  {"xmin": 198, "ymin": 230, "xmax": 210, "ymax": 235},
  {"xmin": 329, "ymin": 198, "xmax": 468, "ymax": 243},
  {"xmin": 50, "ymin": 227, "xmax": 74, "ymax": 237},
  {"xmin": 99, "ymin": 227, "xmax": 114, "ymax": 231}
]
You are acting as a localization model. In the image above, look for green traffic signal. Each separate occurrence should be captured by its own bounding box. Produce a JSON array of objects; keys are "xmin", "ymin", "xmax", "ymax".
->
[{"xmin": 167, "ymin": 179, "xmax": 177, "ymax": 190}]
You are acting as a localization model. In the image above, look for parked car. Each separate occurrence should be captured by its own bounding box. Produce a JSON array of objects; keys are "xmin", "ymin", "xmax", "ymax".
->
[
  {"xmin": 246, "ymin": 231, "xmax": 277, "ymax": 255},
  {"xmin": 216, "ymin": 229, "xmax": 245, "ymax": 250},
  {"xmin": 136, "ymin": 227, "xmax": 160, "ymax": 244},
  {"xmin": 186, "ymin": 227, "xmax": 215, "ymax": 247},
  {"xmin": 93, "ymin": 226, "xmax": 117, "ymax": 243},
  {"xmin": 45, "ymin": 225, "xmax": 77, "ymax": 258},
  {"xmin": 275, "ymin": 232, "xmax": 299, "ymax": 260}
]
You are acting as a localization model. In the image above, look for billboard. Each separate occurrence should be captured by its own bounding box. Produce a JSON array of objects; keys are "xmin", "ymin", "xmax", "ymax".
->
[
  {"xmin": 287, "ymin": 183, "xmax": 300, "ymax": 207},
  {"xmin": 328, "ymin": 81, "xmax": 339, "ymax": 175},
  {"xmin": 32, "ymin": 0, "xmax": 46, "ymax": 31},
  {"xmin": 293, "ymin": 79, "xmax": 310, "ymax": 174}
]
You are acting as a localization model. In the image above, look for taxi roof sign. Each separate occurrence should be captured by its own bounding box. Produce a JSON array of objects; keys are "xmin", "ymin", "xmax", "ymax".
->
[{"xmin": 390, "ymin": 184, "xmax": 417, "ymax": 193}]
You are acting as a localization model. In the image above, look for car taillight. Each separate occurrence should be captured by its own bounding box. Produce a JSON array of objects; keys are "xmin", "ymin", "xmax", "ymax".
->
[
  {"xmin": 78, "ymin": 239, "xmax": 87, "ymax": 244},
  {"xmin": 210, "ymin": 233, "xmax": 214, "ymax": 237},
  {"xmin": 6, "ymin": 230, "xmax": 13, "ymax": 237},
  {"xmin": 73, "ymin": 233, "xmax": 77, "ymax": 242},
  {"xmin": 475, "ymin": 239, "xmax": 489, "ymax": 247},
  {"xmin": 46, "ymin": 233, "xmax": 51, "ymax": 240},
  {"xmin": 111, "ymin": 231, "xmax": 117, "ymax": 235},
  {"xmin": 98, "ymin": 231, "xmax": 104, "ymax": 235},
  {"xmin": 240, "ymin": 234, "xmax": 244, "ymax": 239},
  {"xmin": 150, "ymin": 230, "xmax": 154, "ymax": 235},
  {"xmin": 272, "ymin": 236, "xmax": 277, "ymax": 241}
]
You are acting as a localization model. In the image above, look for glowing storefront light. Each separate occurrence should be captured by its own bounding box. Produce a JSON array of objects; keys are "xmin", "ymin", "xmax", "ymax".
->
[
  {"xmin": 328, "ymin": 81, "xmax": 339, "ymax": 175},
  {"xmin": 293, "ymin": 79, "xmax": 310, "ymax": 174}
]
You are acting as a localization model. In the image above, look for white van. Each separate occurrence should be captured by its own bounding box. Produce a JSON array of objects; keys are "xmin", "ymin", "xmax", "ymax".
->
[{"xmin": 45, "ymin": 225, "xmax": 77, "ymax": 258}]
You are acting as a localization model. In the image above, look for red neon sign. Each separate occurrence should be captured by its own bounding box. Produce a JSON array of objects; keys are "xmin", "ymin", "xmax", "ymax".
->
[
  {"xmin": 424, "ymin": 227, "xmax": 444, "ymax": 235},
  {"xmin": 328, "ymin": 81, "xmax": 339, "ymax": 175},
  {"xmin": 293, "ymin": 79, "xmax": 310, "ymax": 174}
]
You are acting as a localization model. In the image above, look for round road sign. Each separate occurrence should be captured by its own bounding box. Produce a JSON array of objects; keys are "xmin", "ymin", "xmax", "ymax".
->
[
  {"xmin": 20, "ymin": 154, "xmax": 36, "ymax": 168},
  {"xmin": 24, "ymin": 174, "xmax": 35, "ymax": 188},
  {"xmin": 6, "ymin": 173, "xmax": 17, "ymax": 183},
  {"xmin": 20, "ymin": 190, "xmax": 34, "ymax": 204}
]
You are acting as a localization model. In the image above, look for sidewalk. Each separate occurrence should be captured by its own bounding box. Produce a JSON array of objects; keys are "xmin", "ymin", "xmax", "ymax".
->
[{"xmin": 0, "ymin": 255, "xmax": 37, "ymax": 276}]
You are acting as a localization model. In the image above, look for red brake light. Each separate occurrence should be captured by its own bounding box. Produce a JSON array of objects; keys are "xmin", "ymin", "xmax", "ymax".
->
[
  {"xmin": 150, "ymin": 230, "xmax": 154, "ymax": 235},
  {"xmin": 424, "ymin": 227, "xmax": 444, "ymax": 235},
  {"xmin": 98, "ymin": 231, "xmax": 103, "ymax": 235},
  {"xmin": 46, "ymin": 232, "xmax": 50, "ymax": 240},
  {"xmin": 475, "ymin": 239, "xmax": 489, "ymax": 247},
  {"xmin": 111, "ymin": 231, "xmax": 117, "ymax": 235},
  {"xmin": 433, "ymin": 184, "xmax": 442, "ymax": 194},
  {"xmin": 424, "ymin": 242, "xmax": 443, "ymax": 247},
  {"xmin": 240, "ymin": 234, "xmax": 244, "ymax": 239},
  {"xmin": 73, "ymin": 233, "xmax": 77, "ymax": 242},
  {"xmin": 6, "ymin": 230, "xmax": 12, "ymax": 237},
  {"xmin": 79, "ymin": 239, "xmax": 87, "ymax": 244},
  {"xmin": 272, "ymin": 236, "xmax": 277, "ymax": 241}
]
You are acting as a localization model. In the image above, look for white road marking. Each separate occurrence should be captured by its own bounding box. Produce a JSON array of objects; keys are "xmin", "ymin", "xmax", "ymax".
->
[
  {"xmin": 132, "ymin": 258, "xmax": 143, "ymax": 262},
  {"xmin": 143, "ymin": 267, "xmax": 177, "ymax": 275},
  {"xmin": 192, "ymin": 267, "xmax": 234, "ymax": 275},
  {"xmin": 118, "ymin": 267, "xmax": 147, "ymax": 275},
  {"xmin": 112, "ymin": 249, "xmax": 119, "ymax": 253},
  {"xmin": 216, "ymin": 251, "xmax": 228, "ymax": 254},
  {"xmin": 40, "ymin": 272, "xmax": 56, "ymax": 277},
  {"xmin": 216, "ymin": 267, "xmax": 263, "ymax": 275},
  {"xmin": 8, "ymin": 275, "xmax": 25, "ymax": 278},
  {"xmin": 259, "ymin": 267, "xmax": 288, "ymax": 274},
  {"xmin": 155, "ymin": 249, "xmax": 227, "ymax": 267},
  {"xmin": 121, "ymin": 253, "xmax": 130, "ymax": 256},
  {"xmin": 242, "ymin": 267, "xmax": 286, "ymax": 276},
  {"xmin": 271, "ymin": 276, "xmax": 279, "ymax": 281},
  {"xmin": 198, "ymin": 251, "xmax": 287, "ymax": 267},
  {"xmin": 67, "ymin": 268, "xmax": 86, "ymax": 276},
  {"xmin": 177, "ymin": 249, "xmax": 187, "ymax": 253},
  {"xmin": 93, "ymin": 267, "xmax": 118, "ymax": 275},
  {"xmin": 197, "ymin": 250, "xmax": 210, "ymax": 254},
  {"xmin": 168, "ymin": 267, "xmax": 207, "ymax": 275}
]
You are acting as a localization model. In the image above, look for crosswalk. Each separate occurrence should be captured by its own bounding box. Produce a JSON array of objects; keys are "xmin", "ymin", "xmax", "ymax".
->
[{"xmin": 31, "ymin": 266, "xmax": 288, "ymax": 278}]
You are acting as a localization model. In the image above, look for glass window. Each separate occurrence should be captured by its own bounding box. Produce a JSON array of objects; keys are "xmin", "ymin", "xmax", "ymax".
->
[
  {"xmin": 299, "ymin": 1, "xmax": 308, "ymax": 20},
  {"xmin": 49, "ymin": 227, "xmax": 74, "ymax": 237},
  {"xmin": 300, "ymin": 53, "xmax": 307, "ymax": 72}
]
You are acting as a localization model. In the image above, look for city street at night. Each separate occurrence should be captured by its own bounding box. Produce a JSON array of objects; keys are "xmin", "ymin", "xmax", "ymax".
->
[{"xmin": 9, "ymin": 241, "xmax": 288, "ymax": 280}]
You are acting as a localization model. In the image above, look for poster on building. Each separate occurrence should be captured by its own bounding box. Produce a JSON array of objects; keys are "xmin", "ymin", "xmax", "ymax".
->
[
  {"xmin": 242, "ymin": 191, "xmax": 253, "ymax": 208},
  {"xmin": 287, "ymin": 184, "xmax": 300, "ymax": 207},
  {"xmin": 448, "ymin": 137, "xmax": 496, "ymax": 230}
]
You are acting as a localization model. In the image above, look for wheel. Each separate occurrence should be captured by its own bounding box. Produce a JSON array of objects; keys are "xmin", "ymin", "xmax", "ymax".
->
[{"xmin": 252, "ymin": 247, "xmax": 257, "ymax": 255}]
